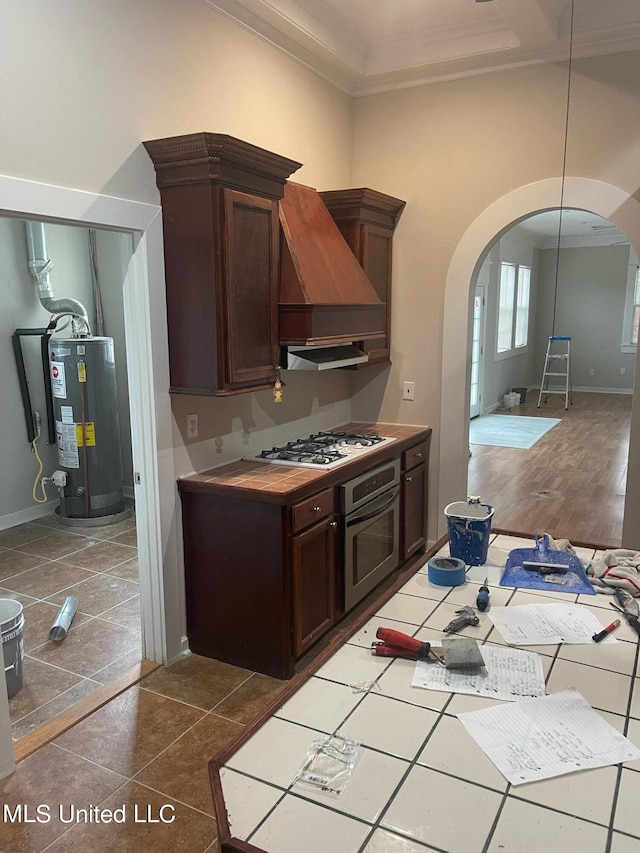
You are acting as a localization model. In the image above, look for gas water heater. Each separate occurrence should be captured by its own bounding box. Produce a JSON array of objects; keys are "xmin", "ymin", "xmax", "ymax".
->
[{"xmin": 48, "ymin": 336, "xmax": 125, "ymax": 519}]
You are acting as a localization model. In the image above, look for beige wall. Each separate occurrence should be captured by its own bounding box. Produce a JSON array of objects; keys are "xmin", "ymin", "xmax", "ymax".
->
[
  {"xmin": 1, "ymin": 0, "xmax": 353, "ymax": 200},
  {"xmin": 0, "ymin": 0, "xmax": 359, "ymax": 497},
  {"xmin": 535, "ymin": 244, "xmax": 635, "ymax": 392},
  {"xmin": 3, "ymin": 5, "xmax": 640, "ymax": 568},
  {"xmin": 350, "ymin": 51, "xmax": 640, "ymax": 543}
]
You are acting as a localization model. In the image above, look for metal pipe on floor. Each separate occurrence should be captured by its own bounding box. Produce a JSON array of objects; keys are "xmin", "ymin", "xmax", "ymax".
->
[{"xmin": 49, "ymin": 596, "xmax": 78, "ymax": 641}]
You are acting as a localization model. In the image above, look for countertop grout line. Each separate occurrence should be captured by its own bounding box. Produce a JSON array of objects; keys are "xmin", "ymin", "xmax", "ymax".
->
[{"xmin": 218, "ymin": 530, "xmax": 640, "ymax": 851}]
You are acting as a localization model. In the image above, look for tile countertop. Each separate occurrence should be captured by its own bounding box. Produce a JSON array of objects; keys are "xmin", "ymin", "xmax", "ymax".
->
[
  {"xmin": 178, "ymin": 423, "xmax": 430, "ymax": 504},
  {"xmin": 212, "ymin": 533, "xmax": 640, "ymax": 853}
]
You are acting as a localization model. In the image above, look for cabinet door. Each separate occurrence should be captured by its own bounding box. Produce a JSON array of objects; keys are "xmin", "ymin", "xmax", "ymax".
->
[
  {"xmin": 401, "ymin": 462, "xmax": 428, "ymax": 559},
  {"xmin": 144, "ymin": 132, "xmax": 300, "ymax": 396},
  {"xmin": 360, "ymin": 223, "xmax": 393, "ymax": 364},
  {"xmin": 291, "ymin": 516, "xmax": 338, "ymax": 657},
  {"xmin": 223, "ymin": 189, "xmax": 279, "ymax": 388}
]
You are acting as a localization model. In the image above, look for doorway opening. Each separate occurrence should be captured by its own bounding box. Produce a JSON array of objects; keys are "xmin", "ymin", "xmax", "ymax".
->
[
  {"xmin": 0, "ymin": 173, "xmax": 181, "ymax": 752},
  {"xmin": 466, "ymin": 208, "xmax": 634, "ymax": 546},
  {"xmin": 441, "ymin": 178, "xmax": 640, "ymax": 548}
]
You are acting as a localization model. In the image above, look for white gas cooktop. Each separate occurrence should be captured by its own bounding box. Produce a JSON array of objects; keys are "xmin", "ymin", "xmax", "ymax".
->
[{"xmin": 250, "ymin": 431, "xmax": 396, "ymax": 469}]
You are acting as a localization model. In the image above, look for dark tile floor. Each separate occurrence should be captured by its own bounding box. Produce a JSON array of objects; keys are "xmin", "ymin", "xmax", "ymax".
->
[
  {"xmin": 1, "ymin": 654, "xmax": 288, "ymax": 853},
  {"xmin": 0, "ymin": 513, "xmax": 141, "ymax": 741}
]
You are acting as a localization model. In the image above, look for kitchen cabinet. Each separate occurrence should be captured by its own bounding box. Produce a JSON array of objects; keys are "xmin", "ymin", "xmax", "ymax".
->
[
  {"xmin": 290, "ymin": 488, "xmax": 338, "ymax": 656},
  {"xmin": 143, "ymin": 133, "xmax": 301, "ymax": 395},
  {"xmin": 401, "ymin": 438, "xmax": 430, "ymax": 559},
  {"xmin": 178, "ymin": 424, "xmax": 431, "ymax": 679},
  {"xmin": 179, "ymin": 484, "xmax": 338, "ymax": 679},
  {"xmin": 180, "ymin": 492, "xmax": 291, "ymax": 678},
  {"xmin": 319, "ymin": 188, "xmax": 405, "ymax": 366}
]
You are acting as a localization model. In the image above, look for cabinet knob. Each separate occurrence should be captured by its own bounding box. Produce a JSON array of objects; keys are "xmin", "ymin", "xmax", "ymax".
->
[
  {"xmin": 415, "ymin": 452, "xmax": 423, "ymax": 459},
  {"xmin": 313, "ymin": 506, "xmax": 321, "ymax": 512},
  {"xmin": 329, "ymin": 521, "xmax": 337, "ymax": 528},
  {"xmin": 405, "ymin": 476, "xmax": 412, "ymax": 482}
]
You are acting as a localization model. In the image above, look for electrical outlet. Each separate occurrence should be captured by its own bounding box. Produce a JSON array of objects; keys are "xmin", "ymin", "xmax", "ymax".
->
[
  {"xmin": 186, "ymin": 413, "xmax": 199, "ymax": 439},
  {"xmin": 589, "ymin": 369, "xmax": 595, "ymax": 376},
  {"xmin": 403, "ymin": 381, "xmax": 415, "ymax": 401}
]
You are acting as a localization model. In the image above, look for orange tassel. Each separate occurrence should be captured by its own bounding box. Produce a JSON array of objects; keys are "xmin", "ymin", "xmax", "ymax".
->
[{"xmin": 273, "ymin": 367, "xmax": 285, "ymax": 402}]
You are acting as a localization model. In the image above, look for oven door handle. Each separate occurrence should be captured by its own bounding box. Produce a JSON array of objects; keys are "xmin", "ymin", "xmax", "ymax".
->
[{"xmin": 346, "ymin": 486, "xmax": 400, "ymax": 527}]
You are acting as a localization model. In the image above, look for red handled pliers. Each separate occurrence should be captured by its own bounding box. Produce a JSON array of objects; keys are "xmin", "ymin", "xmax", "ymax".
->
[{"xmin": 371, "ymin": 626, "xmax": 444, "ymax": 663}]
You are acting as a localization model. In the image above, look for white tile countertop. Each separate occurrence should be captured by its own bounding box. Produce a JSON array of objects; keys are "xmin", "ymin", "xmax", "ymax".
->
[{"xmin": 217, "ymin": 534, "xmax": 640, "ymax": 853}]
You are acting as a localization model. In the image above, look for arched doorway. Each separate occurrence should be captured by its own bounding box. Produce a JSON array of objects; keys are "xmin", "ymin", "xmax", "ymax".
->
[{"xmin": 440, "ymin": 178, "xmax": 640, "ymax": 547}]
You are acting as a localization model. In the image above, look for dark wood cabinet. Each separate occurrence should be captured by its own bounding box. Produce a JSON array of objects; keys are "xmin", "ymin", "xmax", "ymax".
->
[
  {"xmin": 319, "ymin": 188, "xmax": 405, "ymax": 366},
  {"xmin": 180, "ymin": 483, "xmax": 338, "ymax": 679},
  {"xmin": 401, "ymin": 438, "xmax": 430, "ymax": 559},
  {"xmin": 178, "ymin": 426, "xmax": 431, "ymax": 679},
  {"xmin": 179, "ymin": 491, "xmax": 292, "ymax": 678},
  {"xmin": 290, "ymin": 486, "xmax": 337, "ymax": 656},
  {"xmin": 143, "ymin": 133, "xmax": 301, "ymax": 395},
  {"xmin": 291, "ymin": 515, "xmax": 337, "ymax": 656}
]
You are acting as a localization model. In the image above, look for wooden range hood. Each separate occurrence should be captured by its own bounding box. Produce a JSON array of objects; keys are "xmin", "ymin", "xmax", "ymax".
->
[{"xmin": 278, "ymin": 182, "xmax": 386, "ymax": 346}]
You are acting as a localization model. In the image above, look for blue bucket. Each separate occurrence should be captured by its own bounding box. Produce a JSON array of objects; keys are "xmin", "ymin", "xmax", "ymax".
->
[{"xmin": 445, "ymin": 499, "xmax": 494, "ymax": 566}]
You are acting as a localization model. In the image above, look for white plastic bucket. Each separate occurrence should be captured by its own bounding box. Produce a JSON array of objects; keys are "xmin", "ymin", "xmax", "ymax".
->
[
  {"xmin": 1, "ymin": 598, "xmax": 25, "ymax": 698},
  {"xmin": 503, "ymin": 392, "xmax": 519, "ymax": 408}
]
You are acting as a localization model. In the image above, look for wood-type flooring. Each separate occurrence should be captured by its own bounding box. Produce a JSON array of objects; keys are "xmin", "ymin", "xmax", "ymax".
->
[{"xmin": 468, "ymin": 391, "xmax": 632, "ymax": 548}]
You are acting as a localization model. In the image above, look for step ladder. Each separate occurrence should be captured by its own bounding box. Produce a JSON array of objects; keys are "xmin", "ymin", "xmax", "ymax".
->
[{"xmin": 537, "ymin": 335, "xmax": 572, "ymax": 410}]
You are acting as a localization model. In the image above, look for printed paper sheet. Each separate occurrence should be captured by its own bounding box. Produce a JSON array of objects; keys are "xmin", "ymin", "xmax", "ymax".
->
[
  {"xmin": 457, "ymin": 688, "xmax": 640, "ymax": 785},
  {"xmin": 412, "ymin": 646, "xmax": 545, "ymax": 701}
]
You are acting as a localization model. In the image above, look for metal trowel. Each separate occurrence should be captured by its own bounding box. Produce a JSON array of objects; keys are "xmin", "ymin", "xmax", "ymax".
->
[{"xmin": 441, "ymin": 637, "xmax": 485, "ymax": 671}]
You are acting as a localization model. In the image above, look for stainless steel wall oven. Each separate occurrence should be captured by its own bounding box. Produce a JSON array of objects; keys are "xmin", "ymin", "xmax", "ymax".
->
[{"xmin": 341, "ymin": 459, "xmax": 401, "ymax": 611}]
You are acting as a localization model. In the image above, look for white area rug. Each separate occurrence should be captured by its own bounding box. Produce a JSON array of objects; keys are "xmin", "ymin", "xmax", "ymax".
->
[{"xmin": 469, "ymin": 414, "xmax": 561, "ymax": 449}]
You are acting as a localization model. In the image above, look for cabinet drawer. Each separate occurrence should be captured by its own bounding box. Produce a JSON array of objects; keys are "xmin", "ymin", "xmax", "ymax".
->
[
  {"xmin": 291, "ymin": 488, "xmax": 335, "ymax": 534},
  {"xmin": 402, "ymin": 440, "xmax": 429, "ymax": 472}
]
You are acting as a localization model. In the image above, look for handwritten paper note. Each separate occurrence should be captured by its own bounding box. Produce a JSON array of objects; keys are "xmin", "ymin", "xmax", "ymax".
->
[
  {"xmin": 457, "ymin": 688, "xmax": 640, "ymax": 785},
  {"xmin": 487, "ymin": 602, "xmax": 619, "ymax": 644},
  {"xmin": 412, "ymin": 646, "xmax": 545, "ymax": 701}
]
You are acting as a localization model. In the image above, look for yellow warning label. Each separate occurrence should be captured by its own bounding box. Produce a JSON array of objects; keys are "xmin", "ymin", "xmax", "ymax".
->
[
  {"xmin": 77, "ymin": 362, "xmax": 86, "ymax": 383},
  {"xmin": 76, "ymin": 422, "xmax": 95, "ymax": 446}
]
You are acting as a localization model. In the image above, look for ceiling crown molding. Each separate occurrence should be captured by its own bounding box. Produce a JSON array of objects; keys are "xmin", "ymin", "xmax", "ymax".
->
[{"xmin": 202, "ymin": 0, "xmax": 640, "ymax": 96}]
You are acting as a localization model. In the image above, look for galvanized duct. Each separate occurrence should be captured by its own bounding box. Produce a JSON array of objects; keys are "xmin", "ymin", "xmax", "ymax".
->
[{"xmin": 25, "ymin": 221, "xmax": 91, "ymax": 337}]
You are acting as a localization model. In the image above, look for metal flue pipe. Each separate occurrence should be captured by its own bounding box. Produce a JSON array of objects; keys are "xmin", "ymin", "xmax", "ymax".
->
[{"xmin": 25, "ymin": 221, "xmax": 91, "ymax": 337}]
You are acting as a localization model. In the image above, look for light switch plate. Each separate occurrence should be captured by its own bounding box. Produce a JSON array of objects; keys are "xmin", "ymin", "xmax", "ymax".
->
[{"xmin": 403, "ymin": 381, "xmax": 415, "ymax": 401}]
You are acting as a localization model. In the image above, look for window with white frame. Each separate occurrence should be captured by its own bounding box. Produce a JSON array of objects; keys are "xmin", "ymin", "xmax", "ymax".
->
[
  {"xmin": 622, "ymin": 259, "xmax": 640, "ymax": 353},
  {"xmin": 496, "ymin": 262, "xmax": 530, "ymax": 356}
]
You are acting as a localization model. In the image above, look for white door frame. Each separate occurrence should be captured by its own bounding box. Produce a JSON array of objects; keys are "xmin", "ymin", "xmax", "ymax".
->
[
  {"xmin": 440, "ymin": 177, "xmax": 640, "ymax": 544},
  {"xmin": 469, "ymin": 283, "xmax": 485, "ymax": 419},
  {"xmin": 0, "ymin": 174, "xmax": 180, "ymax": 668}
]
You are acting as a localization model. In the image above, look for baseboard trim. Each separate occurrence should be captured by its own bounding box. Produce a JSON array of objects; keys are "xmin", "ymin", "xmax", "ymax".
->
[
  {"xmin": 0, "ymin": 503, "xmax": 58, "ymax": 532},
  {"xmin": 483, "ymin": 386, "xmax": 634, "ymax": 413},
  {"xmin": 534, "ymin": 385, "xmax": 633, "ymax": 395}
]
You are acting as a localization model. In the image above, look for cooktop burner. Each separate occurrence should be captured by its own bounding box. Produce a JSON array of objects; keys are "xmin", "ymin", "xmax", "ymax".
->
[{"xmin": 251, "ymin": 431, "xmax": 395, "ymax": 468}]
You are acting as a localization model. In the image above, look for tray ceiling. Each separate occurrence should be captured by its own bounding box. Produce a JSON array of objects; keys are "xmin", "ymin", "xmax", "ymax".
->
[{"xmin": 204, "ymin": 0, "xmax": 640, "ymax": 95}]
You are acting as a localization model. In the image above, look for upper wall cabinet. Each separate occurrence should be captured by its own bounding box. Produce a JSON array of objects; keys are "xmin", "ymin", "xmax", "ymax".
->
[
  {"xmin": 144, "ymin": 133, "xmax": 301, "ymax": 395},
  {"xmin": 319, "ymin": 189, "xmax": 405, "ymax": 367}
]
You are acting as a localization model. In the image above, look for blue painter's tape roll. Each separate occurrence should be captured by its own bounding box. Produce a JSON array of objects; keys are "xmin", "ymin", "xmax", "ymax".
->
[{"xmin": 428, "ymin": 556, "xmax": 467, "ymax": 586}]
